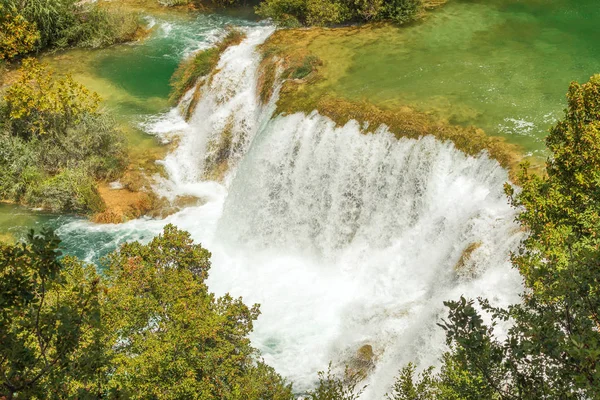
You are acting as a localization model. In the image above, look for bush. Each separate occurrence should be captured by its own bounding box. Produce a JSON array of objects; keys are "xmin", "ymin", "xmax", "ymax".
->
[
  {"xmin": 0, "ymin": 60, "xmax": 126, "ymax": 213},
  {"xmin": 56, "ymin": 5, "xmax": 142, "ymax": 49},
  {"xmin": 0, "ymin": 5, "xmax": 39, "ymax": 60},
  {"xmin": 27, "ymin": 167, "xmax": 105, "ymax": 213},
  {"xmin": 0, "ymin": 0, "xmax": 142, "ymax": 57},
  {"xmin": 256, "ymin": 0, "xmax": 308, "ymax": 24},
  {"xmin": 256, "ymin": 0, "xmax": 425, "ymax": 26},
  {"xmin": 383, "ymin": 0, "xmax": 422, "ymax": 24}
]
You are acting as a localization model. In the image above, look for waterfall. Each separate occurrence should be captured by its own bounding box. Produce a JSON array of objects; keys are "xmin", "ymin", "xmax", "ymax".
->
[{"xmin": 57, "ymin": 27, "xmax": 524, "ymax": 398}]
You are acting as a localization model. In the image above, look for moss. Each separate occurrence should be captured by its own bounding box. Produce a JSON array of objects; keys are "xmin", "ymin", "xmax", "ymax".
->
[{"xmin": 170, "ymin": 29, "xmax": 246, "ymax": 105}]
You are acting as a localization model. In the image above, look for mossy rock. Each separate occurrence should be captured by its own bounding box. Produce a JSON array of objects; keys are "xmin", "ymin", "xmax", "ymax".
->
[{"xmin": 454, "ymin": 242, "xmax": 483, "ymax": 278}]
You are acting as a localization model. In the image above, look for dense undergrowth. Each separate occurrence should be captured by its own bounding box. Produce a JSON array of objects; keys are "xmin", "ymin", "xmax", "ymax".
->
[
  {"xmin": 157, "ymin": 0, "xmax": 445, "ymax": 26},
  {"xmin": 0, "ymin": 60, "xmax": 127, "ymax": 213},
  {"xmin": 0, "ymin": 0, "xmax": 144, "ymax": 61},
  {"xmin": 255, "ymin": 0, "xmax": 444, "ymax": 27}
]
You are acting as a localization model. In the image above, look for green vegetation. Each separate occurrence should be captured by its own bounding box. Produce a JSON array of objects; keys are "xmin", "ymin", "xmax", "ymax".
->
[
  {"xmin": 392, "ymin": 75, "xmax": 600, "ymax": 399},
  {"xmin": 0, "ymin": 225, "xmax": 294, "ymax": 399},
  {"xmin": 0, "ymin": 5, "xmax": 39, "ymax": 61},
  {"xmin": 0, "ymin": 0, "xmax": 143, "ymax": 60},
  {"xmin": 0, "ymin": 60, "xmax": 126, "ymax": 213},
  {"xmin": 256, "ymin": 0, "xmax": 442, "ymax": 27}
]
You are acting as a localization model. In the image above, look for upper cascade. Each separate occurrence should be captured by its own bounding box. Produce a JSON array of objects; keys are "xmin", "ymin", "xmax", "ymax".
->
[{"xmin": 160, "ymin": 26, "xmax": 276, "ymax": 197}]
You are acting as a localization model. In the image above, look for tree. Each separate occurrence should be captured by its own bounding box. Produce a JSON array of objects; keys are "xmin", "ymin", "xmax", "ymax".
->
[
  {"xmin": 394, "ymin": 75, "xmax": 600, "ymax": 399},
  {"xmin": 101, "ymin": 224, "xmax": 293, "ymax": 399},
  {"xmin": 0, "ymin": 229, "xmax": 104, "ymax": 399},
  {"xmin": 1, "ymin": 226, "xmax": 294, "ymax": 398}
]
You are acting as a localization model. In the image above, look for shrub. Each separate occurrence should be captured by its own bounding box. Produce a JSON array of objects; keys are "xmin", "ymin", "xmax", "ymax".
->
[
  {"xmin": 56, "ymin": 6, "xmax": 142, "ymax": 49},
  {"xmin": 256, "ymin": 0, "xmax": 426, "ymax": 26},
  {"xmin": 382, "ymin": 0, "xmax": 422, "ymax": 24},
  {"xmin": 4, "ymin": 59, "xmax": 101, "ymax": 137},
  {"xmin": 0, "ymin": 6, "xmax": 39, "ymax": 60},
  {"xmin": 0, "ymin": 0, "xmax": 142, "ymax": 56},
  {"xmin": 305, "ymin": 0, "xmax": 352, "ymax": 26},
  {"xmin": 0, "ymin": 61, "xmax": 126, "ymax": 213},
  {"xmin": 27, "ymin": 167, "xmax": 105, "ymax": 213},
  {"xmin": 256, "ymin": 0, "xmax": 308, "ymax": 25}
]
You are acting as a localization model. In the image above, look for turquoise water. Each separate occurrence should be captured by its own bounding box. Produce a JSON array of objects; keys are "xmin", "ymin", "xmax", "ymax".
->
[{"xmin": 323, "ymin": 0, "xmax": 600, "ymax": 154}]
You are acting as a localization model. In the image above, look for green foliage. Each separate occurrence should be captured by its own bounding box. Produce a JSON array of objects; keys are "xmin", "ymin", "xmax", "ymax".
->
[
  {"xmin": 0, "ymin": 60, "xmax": 126, "ymax": 213},
  {"xmin": 101, "ymin": 225, "xmax": 293, "ymax": 398},
  {"xmin": 305, "ymin": 364, "xmax": 366, "ymax": 400},
  {"xmin": 0, "ymin": 5, "xmax": 39, "ymax": 60},
  {"xmin": 0, "ymin": 229, "xmax": 104, "ymax": 399},
  {"xmin": 0, "ymin": 0, "xmax": 142, "ymax": 57},
  {"xmin": 28, "ymin": 167, "xmax": 106, "ymax": 213},
  {"xmin": 54, "ymin": 5, "xmax": 142, "ymax": 49},
  {"xmin": 256, "ymin": 0, "xmax": 425, "ymax": 26},
  {"xmin": 4, "ymin": 59, "xmax": 101, "ymax": 137},
  {"xmin": 393, "ymin": 75, "xmax": 600, "ymax": 399},
  {"xmin": 387, "ymin": 363, "xmax": 438, "ymax": 400},
  {"xmin": 1, "ymin": 226, "xmax": 294, "ymax": 399}
]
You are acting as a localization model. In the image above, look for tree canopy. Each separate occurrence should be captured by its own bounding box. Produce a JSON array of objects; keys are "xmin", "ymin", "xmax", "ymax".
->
[{"xmin": 0, "ymin": 225, "xmax": 293, "ymax": 399}]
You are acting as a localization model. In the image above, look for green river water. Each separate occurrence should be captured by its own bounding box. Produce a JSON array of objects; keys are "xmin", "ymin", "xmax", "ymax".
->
[
  {"xmin": 1, "ymin": 0, "xmax": 599, "ymax": 245},
  {"xmin": 310, "ymin": 0, "xmax": 600, "ymax": 154}
]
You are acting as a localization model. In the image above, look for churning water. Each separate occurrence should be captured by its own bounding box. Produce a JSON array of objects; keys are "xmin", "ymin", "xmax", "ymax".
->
[{"xmin": 56, "ymin": 27, "xmax": 524, "ymax": 397}]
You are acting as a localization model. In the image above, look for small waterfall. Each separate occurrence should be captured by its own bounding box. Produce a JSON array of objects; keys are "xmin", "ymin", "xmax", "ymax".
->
[
  {"xmin": 158, "ymin": 26, "xmax": 276, "ymax": 200},
  {"xmin": 57, "ymin": 28, "xmax": 524, "ymax": 398}
]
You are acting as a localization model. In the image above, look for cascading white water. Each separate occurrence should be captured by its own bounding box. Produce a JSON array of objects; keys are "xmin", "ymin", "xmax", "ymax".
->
[
  {"xmin": 57, "ymin": 27, "xmax": 524, "ymax": 398},
  {"xmin": 155, "ymin": 27, "xmax": 276, "ymax": 201}
]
